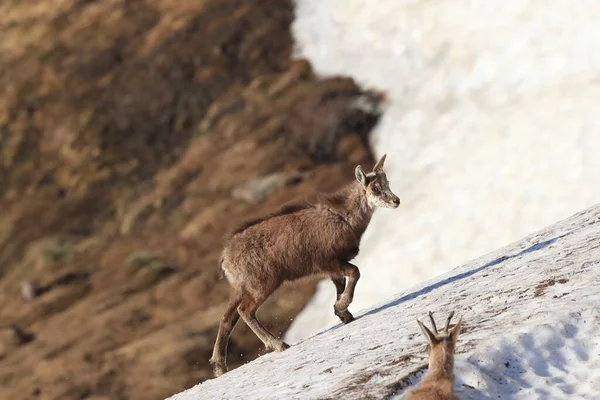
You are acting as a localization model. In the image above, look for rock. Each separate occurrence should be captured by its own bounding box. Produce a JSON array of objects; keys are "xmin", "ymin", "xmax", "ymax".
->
[
  {"xmin": 0, "ymin": 325, "xmax": 34, "ymax": 358},
  {"xmin": 231, "ymin": 170, "xmax": 314, "ymax": 204},
  {"xmin": 20, "ymin": 280, "xmax": 39, "ymax": 301}
]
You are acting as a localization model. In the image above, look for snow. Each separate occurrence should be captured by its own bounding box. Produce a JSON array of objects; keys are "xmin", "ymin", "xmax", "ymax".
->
[
  {"xmin": 168, "ymin": 204, "xmax": 600, "ymax": 400},
  {"xmin": 285, "ymin": 0, "xmax": 600, "ymax": 343}
]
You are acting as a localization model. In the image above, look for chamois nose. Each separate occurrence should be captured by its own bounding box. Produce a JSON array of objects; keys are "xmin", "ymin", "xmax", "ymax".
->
[{"xmin": 392, "ymin": 197, "xmax": 400, "ymax": 206}]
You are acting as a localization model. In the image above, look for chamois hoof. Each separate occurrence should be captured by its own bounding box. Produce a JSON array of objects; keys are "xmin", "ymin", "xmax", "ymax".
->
[
  {"xmin": 209, "ymin": 358, "xmax": 227, "ymax": 377},
  {"xmin": 334, "ymin": 307, "xmax": 355, "ymax": 324},
  {"xmin": 273, "ymin": 341, "xmax": 290, "ymax": 352},
  {"xmin": 213, "ymin": 364, "xmax": 226, "ymax": 377}
]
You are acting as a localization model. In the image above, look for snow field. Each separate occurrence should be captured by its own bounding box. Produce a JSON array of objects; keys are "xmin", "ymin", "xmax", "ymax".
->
[
  {"xmin": 286, "ymin": 0, "xmax": 600, "ymax": 343},
  {"xmin": 169, "ymin": 205, "xmax": 600, "ymax": 400}
]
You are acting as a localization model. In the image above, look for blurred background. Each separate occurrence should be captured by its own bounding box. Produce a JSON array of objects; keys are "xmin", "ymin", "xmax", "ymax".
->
[{"xmin": 1, "ymin": 1, "xmax": 599, "ymax": 399}]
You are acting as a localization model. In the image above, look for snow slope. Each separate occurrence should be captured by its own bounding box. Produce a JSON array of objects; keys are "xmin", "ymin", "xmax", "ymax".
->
[
  {"xmin": 169, "ymin": 204, "xmax": 600, "ymax": 400},
  {"xmin": 286, "ymin": 0, "xmax": 600, "ymax": 342}
]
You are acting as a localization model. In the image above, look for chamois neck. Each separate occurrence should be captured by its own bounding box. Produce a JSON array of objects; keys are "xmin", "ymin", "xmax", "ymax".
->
[
  {"xmin": 322, "ymin": 182, "xmax": 374, "ymax": 239},
  {"xmin": 425, "ymin": 349, "xmax": 455, "ymax": 383}
]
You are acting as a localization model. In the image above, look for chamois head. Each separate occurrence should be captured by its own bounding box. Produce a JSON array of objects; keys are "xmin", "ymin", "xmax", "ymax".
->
[
  {"xmin": 355, "ymin": 154, "xmax": 400, "ymax": 209},
  {"xmin": 417, "ymin": 311, "xmax": 462, "ymax": 363}
]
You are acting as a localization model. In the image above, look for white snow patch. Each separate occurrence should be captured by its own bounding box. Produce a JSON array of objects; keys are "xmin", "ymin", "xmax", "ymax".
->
[
  {"xmin": 286, "ymin": 0, "xmax": 600, "ymax": 342},
  {"xmin": 168, "ymin": 204, "xmax": 600, "ymax": 400},
  {"xmin": 394, "ymin": 310, "xmax": 600, "ymax": 399}
]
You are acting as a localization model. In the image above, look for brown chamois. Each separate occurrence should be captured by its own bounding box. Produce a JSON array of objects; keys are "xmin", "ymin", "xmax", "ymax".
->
[
  {"xmin": 209, "ymin": 154, "xmax": 400, "ymax": 377},
  {"xmin": 406, "ymin": 311, "xmax": 463, "ymax": 400}
]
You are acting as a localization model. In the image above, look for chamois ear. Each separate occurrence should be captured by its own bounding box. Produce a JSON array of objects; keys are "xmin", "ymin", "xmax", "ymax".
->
[
  {"xmin": 355, "ymin": 165, "xmax": 368, "ymax": 186},
  {"xmin": 373, "ymin": 153, "xmax": 387, "ymax": 171},
  {"xmin": 449, "ymin": 316, "xmax": 463, "ymax": 342},
  {"xmin": 416, "ymin": 318, "xmax": 437, "ymax": 347}
]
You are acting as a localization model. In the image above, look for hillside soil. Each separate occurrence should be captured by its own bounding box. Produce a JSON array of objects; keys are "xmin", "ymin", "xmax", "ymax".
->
[{"xmin": 0, "ymin": 1, "xmax": 384, "ymax": 399}]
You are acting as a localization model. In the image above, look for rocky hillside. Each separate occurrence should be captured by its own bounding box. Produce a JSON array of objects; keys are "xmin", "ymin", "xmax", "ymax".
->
[
  {"xmin": 170, "ymin": 204, "xmax": 600, "ymax": 400},
  {"xmin": 0, "ymin": 1, "xmax": 384, "ymax": 399}
]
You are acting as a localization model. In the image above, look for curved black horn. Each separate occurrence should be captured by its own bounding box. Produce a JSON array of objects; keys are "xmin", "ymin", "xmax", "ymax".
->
[
  {"xmin": 444, "ymin": 311, "xmax": 455, "ymax": 334},
  {"xmin": 428, "ymin": 311, "xmax": 438, "ymax": 334}
]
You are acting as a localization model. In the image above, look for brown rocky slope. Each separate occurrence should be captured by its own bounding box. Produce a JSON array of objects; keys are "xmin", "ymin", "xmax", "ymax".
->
[{"xmin": 0, "ymin": 1, "xmax": 385, "ymax": 399}]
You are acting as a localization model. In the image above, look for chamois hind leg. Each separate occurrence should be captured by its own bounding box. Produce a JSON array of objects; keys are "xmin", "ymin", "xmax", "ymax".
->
[
  {"xmin": 331, "ymin": 277, "xmax": 354, "ymax": 324},
  {"xmin": 209, "ymin": 290, "xmax": 242, "ymax": 377},
  {"xmin": 237, "ymin": 294, "xmax": 289, "ymax": 352},
  {"xmin": 330, "ymin": 261, "xmax": 360, "ymax": 323}
]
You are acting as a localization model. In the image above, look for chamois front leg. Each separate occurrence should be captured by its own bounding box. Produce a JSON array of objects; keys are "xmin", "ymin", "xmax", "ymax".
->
[
  {"xmin": 331, "ymin": 277, "xmax": 354, "ymax": 324},
  {"xmin": 331, "ymin": 261, "xmax": 360, "ymax": 324},
  {"xmin": 331, "ymin": 277, "xmax": 345, "ymax": 301}
]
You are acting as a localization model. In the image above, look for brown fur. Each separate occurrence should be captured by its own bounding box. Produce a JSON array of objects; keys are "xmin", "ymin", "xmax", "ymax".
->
[
  {"xmin": 406, "ymin": 311, "xmax": 463, "ymax": 400},
  {"xmin": 209, "ymin": 154, "xmax": 400, "ymax": 377}
]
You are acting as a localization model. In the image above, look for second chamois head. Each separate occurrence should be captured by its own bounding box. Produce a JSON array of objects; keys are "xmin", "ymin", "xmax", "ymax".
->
[
  {"xmin": 417, "ymin": 311, "xmax": 462, "ymax": 355},
  {"xmin": 417, "ymin": 311, "xmax": 462, "ymax": 373},
  {"xmin": 406, "ymin": 311, "xmax": 463, "ymax": 400},
  {"xmin": 355, "ymin": 154, "xmax": 400, "ymax": 209}
]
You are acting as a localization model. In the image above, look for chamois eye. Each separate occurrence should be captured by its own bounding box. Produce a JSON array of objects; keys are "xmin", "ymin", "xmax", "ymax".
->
[{"xmin": 371, "ymin": 187, "xmax": 380, "ymax": 194}]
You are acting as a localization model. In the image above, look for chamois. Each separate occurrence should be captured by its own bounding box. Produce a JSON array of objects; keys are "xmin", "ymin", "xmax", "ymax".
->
[
  {"xmin": 406, "ymin": 311, "xmax": 463, "ymax": 400},
  {"xmin": 209, "ymin": 154, "xmax": 400, "ymax": 377}
]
